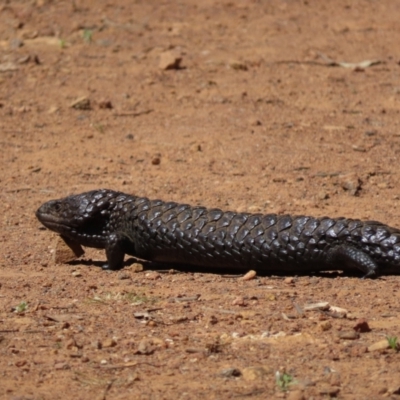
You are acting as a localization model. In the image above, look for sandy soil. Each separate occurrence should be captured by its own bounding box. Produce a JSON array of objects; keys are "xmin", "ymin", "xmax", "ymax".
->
[{"xmin": 2, "ymin": 0, "xmax": 400, "ymax": 399}]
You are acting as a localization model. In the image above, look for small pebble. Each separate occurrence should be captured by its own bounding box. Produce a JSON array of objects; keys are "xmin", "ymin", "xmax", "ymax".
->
[
  {"xmin": 329, "ymin": 306, "xmax": 348, "ymax": 317},
  {"xmin": 248, "ymin": 117, "xmax": 262, "ymax": 126},
  {"xmin": 232, "ymin": 296, "xmax": 246, "ymax": 306},
  {"xmin": 145, "ymin": 272, "xmax": 161, "ymax": 280},
  {"xmin": 329, "ymin": 372, "xmax": 341, "ymax": 386},
  {"xmin": 339, "ymin": 173, "xmax": 362, "ymax": 196},
  {"xmin": 338, "ymin": 331, "xmax": 359, "ymax": 340},
  {"xmin": 159, "ymin": 50, "xmax": 182, "ymax": 70},
  {"xmin": 70, "ymin": 97, "xmax": 91, "ymax": 110},
  {"xmin": 242, "ymin": 366, "xmax": 268, "ymax": 381},
  {"xmin": 319, "ymin": 385, "xmax": 340, "ymax": 396},
  {"xmin": 102, "ymin": 338, "xmax": 117, "ymax": 348},
  {"xmin": 0, "ymin": 62, "xmax": 18, "ymax": 72},
  {"xmin": 15, "ymin": 360, "xmax": 27, "ymax": 367},
  {"xmin": 9, "ymin": 38, "xmax": 24, "ymax": 49},
  {"xmin": 242, "ymin": 270, "xmax": 256, "ymax": 281},
  {"xmin": 190, "ymin": 143, "xmax": 202, "ymax": 152},
  {"xmin": 367, "ymin": 340, "xmax": 389, "ymax": 352},
  {"xmin": 136, "ymin": 339, "xmax": 155, "ymax": 355},
  {"xmin": 287, "ymin": 390, "xmax": 305, "ymax": 400},
  {"xmin": 54, "ymin": 362, "xmax": 70, "ymax": 370},
  {"xmin": 17, "ymin": 55, "xmax": 31, "ymax": 64},
  {"xmin": 352, "ymin": 145, "xmax": 366, "ymax": 152},
  {"xmin": 388, "ymin": 385, "xmax": 400, "ymax": 395},
  {"xmin": 131, "ymin": 263, "xmax": 143, "ymax": 272},
  {"xmin": 304, "ymin": 302, "xmax": 330, "ymax": 311},
  {"xmin": 318, "ymin": 321, "xmax": 332, "ymax": 331},
  {"xmin": 220, "ymin": 367, "xmax": 242, "ymax": 378},
  {"xmin": 170, "ymin": 316, "xmax": 189, "ymax": 324},
  {"xmin": 98, "ymin": 99, "xmax": 113, "ymax": 109},
  {"xmin": 61, "ymin": 322, "xmax": 70, "ymax": 329},
  {"xmin": 229, "ymin": 60, "xmax": 248, "ymax": 71},
  {"xmin": 209, "ymin": 315, "xmax": 218, "ymax": 325},
  {"xmin": 353, "ymin": 318, "xmax": 371, "ymax": 333},
  {"xmin": 118, "ymin": 271, "xmax": 131, "ymax": 280},
  {"xmin": 318, "ymin": 190, "xmax": 330, "ymax": 200}
]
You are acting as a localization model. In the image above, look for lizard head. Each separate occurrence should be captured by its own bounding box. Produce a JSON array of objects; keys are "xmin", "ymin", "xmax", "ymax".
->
[{"xmin": 36, "ymin": 189, "xmax": 124, "ymax": 248}]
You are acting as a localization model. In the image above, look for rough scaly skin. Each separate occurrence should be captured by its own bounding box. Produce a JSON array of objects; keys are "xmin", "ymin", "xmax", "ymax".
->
[{"xmin": 35, "ymin": 189, "xmax": 400, "ymax": 277}]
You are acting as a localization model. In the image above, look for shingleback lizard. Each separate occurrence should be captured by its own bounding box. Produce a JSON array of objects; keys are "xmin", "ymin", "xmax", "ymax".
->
[{"xmin": 36, "ymin": 189, "xmax": 400, "ymax": 277}]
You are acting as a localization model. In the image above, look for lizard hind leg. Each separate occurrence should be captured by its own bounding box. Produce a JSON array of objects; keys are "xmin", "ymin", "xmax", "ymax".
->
[{"xmin": 326, "ymin": 244, "xmax": 378, "ymax": 278}]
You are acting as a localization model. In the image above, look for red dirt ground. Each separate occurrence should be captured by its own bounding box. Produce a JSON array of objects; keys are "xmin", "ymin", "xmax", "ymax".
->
[{"xmin": 2, "ymin": 1, "xmax": 400, "ymax": 399}]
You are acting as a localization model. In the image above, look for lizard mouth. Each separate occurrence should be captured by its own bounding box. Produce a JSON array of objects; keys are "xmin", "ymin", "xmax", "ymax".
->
[
  {"xmin": 38, "ymin": 219, "xmax": 74, "ymax": 235},
  {"xmin": 35, "ymin": 209, "xmax": 78, "ymax": 234},
  {"xmin": 36, "ymin": 206, "xmax": 108, "ymax": 249}
]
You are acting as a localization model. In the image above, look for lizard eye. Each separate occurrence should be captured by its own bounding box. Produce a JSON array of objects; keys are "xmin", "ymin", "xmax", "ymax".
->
[{"xmin": 53, "ymin": 203, "xmax": 62, "ymax": 212}]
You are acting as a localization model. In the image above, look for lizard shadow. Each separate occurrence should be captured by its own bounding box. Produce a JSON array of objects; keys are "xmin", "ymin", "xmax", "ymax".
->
[{"xmin": 68, "ymin": 257, "xmax": 370, "ymax": 279}]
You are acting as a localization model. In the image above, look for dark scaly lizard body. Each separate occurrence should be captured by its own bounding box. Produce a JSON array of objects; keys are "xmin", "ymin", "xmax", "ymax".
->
[{"xmin": 36, "ymin": 189, "xmax": 400, "ymax": 277}]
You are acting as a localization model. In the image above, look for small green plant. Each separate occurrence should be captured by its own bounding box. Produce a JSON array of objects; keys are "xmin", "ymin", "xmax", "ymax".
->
[
  {"xmin": 59, "ymin": 39, "xmax": 67, "ymax": 49},
  {"xmin": 124, "ymin": 292, "xmax": 155, "ymax": 305},
  {"xmin": 275, "ymin": 371, "xmax": 294, "ymax": 391},
  {"xmin": 91, "ymin": 122, "xmax": 105, "ymax": 134},
  {"xmin": 82, "ymin": 29, "xmax": 93, "ymax": 43},
  {"xmin": 14, "ymin": 301, "xmax": 28, "ymax": 313},
  {"xmin": 387, "ymin": 336, "xmax": 399, "ymax": 351}
]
